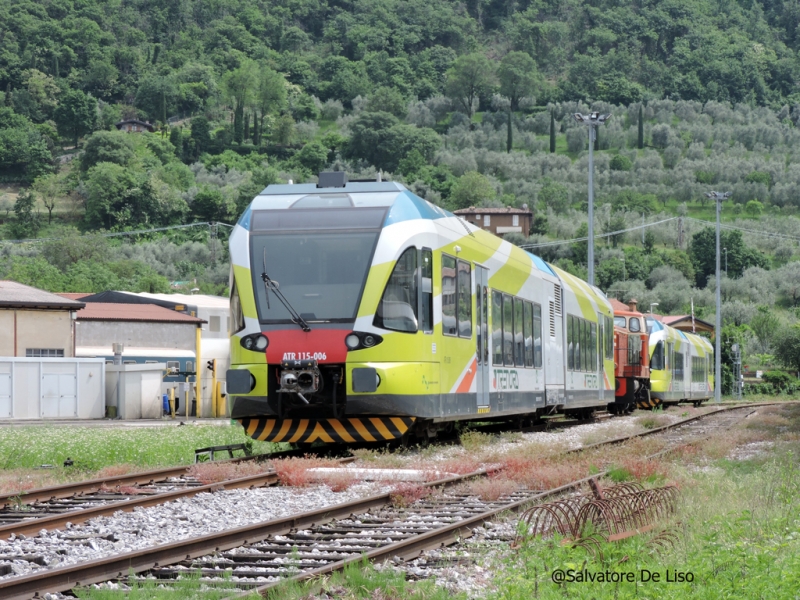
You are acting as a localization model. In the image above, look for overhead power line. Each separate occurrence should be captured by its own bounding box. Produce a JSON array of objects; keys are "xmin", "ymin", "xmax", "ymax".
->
[{"xmin": 520, "ymin": 217, "xmax": 680, "ymax": 249}]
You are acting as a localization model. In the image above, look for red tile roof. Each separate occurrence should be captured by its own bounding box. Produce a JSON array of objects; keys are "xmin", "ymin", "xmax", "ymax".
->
[
  {"xmin": 77, "ymin": 303, "xmax": 205, "ymax": 324},
  {"xmin": 57, "ymin": 293, "xmax": 92, "ymax": 301}
]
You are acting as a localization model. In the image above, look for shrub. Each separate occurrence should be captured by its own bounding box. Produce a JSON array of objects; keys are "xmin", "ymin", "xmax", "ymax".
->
[
  {"xmin": 609, "ymin": 154, "xmax": 632, "ymax": 171},
  {"xmin": 390, "ymin": 482, "xmax": 431, "ymax": 507},
  {"xmin": 762, "ymin": 370, "xmax": 798, "ymax": 391}
]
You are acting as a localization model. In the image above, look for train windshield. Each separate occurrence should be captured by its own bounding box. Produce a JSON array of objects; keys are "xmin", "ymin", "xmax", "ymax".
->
[{"xmin": 251, "ymin": 232, "xmax": 379, "ymax": 323}]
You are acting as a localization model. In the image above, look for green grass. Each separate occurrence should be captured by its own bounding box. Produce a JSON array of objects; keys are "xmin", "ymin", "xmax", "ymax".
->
[
  {"xmin": 0, "ymin": 423, "xmax": 279, "ymax": 472},
  {"xmin": 493, "ymin": 414, "xmax": 800, "ymax": 599}
]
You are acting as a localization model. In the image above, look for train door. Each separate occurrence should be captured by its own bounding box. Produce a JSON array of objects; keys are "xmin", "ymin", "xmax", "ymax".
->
[
  {"xmin": 475, "ymin": 265, "xmax": 490, "ymax": 411},
  {"xmin": 544, "ymin": 282, "xmax": 564, "ymax": 406}
]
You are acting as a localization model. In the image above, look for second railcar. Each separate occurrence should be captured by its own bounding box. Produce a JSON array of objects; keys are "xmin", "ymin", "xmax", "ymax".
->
[{"xmin": 646, "ymin": 317, "xmax": 713, "ymax": 406}]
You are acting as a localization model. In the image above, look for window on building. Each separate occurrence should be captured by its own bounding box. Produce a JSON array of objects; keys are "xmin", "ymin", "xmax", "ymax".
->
[
  {"xmin": 484, "ymin": 215, "xmax": 491, "ymax": 226},
  {"xmin": 26, "ymin": 348, "xmax": 64, "ymax": 358},
  {"xmin": 209, "ymin": 316, "xmax": 221, "ymax": 332},
  {"xmin": 513, "ymin": 215, "xmax": 519, "ymax": 227}
]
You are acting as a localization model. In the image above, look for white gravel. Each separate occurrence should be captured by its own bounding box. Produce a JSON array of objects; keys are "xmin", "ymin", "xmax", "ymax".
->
[{"xmin": 0, "ymin": 482, "xmax": 389, "ymax": 580}]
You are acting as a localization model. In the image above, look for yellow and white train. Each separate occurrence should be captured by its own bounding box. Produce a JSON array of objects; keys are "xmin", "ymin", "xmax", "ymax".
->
[
  {"xmin": 645, "ymin": 316, "xmax": 714, "ymax": 406},
  {"xmin": 225, "ymin": 173, "xmax": 666, "ymax": 444}
]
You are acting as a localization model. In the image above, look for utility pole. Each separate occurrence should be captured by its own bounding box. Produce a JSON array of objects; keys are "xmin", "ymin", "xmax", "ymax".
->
[
  {"xmin": 706, "ymin": 191, "xmax": 731, "ymax": 404},
  {"xmin": 573, "ymin": 112, "xmax": 611, "ymax": 286},
  {"xmin": 642, "ymin": 213, "xmax": 645, "ymax": 245}
]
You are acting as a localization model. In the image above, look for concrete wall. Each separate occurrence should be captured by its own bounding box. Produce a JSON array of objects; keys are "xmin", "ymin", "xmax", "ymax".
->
[
  {"xmin": 105, "ymin": 364, "xmax": 165, "ymax": 419},
  {"xmin": 0, "ymin": 309, "xmax": 75, "ymax": 357},
  {"xmin": 77, "ymin": 321, "xmax": 196, "ymax": 350},
  {"xmin": 0, "ymin": 358, "xmax": 104, "ymax": 419}
]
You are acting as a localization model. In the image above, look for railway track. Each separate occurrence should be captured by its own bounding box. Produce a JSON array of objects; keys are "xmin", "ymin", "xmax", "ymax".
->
[
  {"xmin": 0, "ymin": 411, "xmax": 615, "ymax": 540},
  {"xmin": 0, "ymin": 402, "xmax": 773, "ymax": 600}
]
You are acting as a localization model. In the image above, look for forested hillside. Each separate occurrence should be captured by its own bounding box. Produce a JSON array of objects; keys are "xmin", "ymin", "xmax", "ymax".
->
[{"xmin": 3, "ymin": 0, "xmax": 800, "ymax": 389}]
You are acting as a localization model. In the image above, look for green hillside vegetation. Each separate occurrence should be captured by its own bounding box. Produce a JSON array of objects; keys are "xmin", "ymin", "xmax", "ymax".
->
[{"xmin": 2, "ymin": 0, "xmax": 800, "ymax": 388}]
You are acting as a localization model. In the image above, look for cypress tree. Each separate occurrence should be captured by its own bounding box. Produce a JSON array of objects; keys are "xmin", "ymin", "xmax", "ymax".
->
[
  {"xmin": 244, "ymin": 112, "xmax": 250, "ymax": 141},
  {"xmin": 506, "ymin": 110, "xmax": 512, "ymax": 153},
  {"xmin": 549, "ymin": 111, "xmax": 556, "ymax": 153},
  {"xmin": 152, "ymin": 44, "xmax": 160, "ymax": 65},
  {"xmin": 233, "ymin": 103, "xmax": 244, "ymax": 143},
  {"xmin": 594, "ymin": 126, "xmax": 599, "ymax": 151},
  {"xmin": 637, "ymin": 105, "xmax": 644, "ymax": 149}
]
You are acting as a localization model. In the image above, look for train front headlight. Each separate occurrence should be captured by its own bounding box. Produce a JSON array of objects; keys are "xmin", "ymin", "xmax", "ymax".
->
[
  {"xmin": 254, "ymin": 335, "xmax": 268, "ymax": 351},
  {"xmin": 345, "ymin": 334, "xmax": 360, "ymax": 349},
  {"xmin": 241, "ymin": 334, "xmax": 269, "ymax": 353}
]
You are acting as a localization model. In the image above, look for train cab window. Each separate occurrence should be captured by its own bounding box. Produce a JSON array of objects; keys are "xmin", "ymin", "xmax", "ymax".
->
[
  {"xmin": 420, "ymin": 249, "xmax": 433, "ymax": 333},
  {"xmin": 492, "ymin": 290, "xmax": 503, "ymax": 365},
  {"xmin": 524, "ymin": 301, "xmax": 533, "ymax": 367},
  {"xmin": 376, "ymin": 247, "xmax": 419, "ymax": 332},
  {"xmin": 503, "ymin": 294, "xmax": 514, "ymax": 366},
  {"xmin": 533, "ymin": 303, "xmax": 542, "ymax": 368},
  {"xmin": 567, "ymin": 315, "xmax": 574, "ymax": 370},
  {"xmin": 651, "ymin": 341, "xmax": 665, "ymax": 370},
  {"xmin": 457, "ymin": 260, "xmax": 472, "ymax": 338},
  {"xmin": 629, "ymin": 318, "xmax": 640, "ymax": 332},
  {"xmin": 614, "ymin": 316, "xmax": 626, "ymax": 328},
  {"xmin": 514, "ymin": 298, "xmax": 524, "ymax": 367},
  {"xmin": 230, "ymin": 281, "xmax": 245, "ymax": 334}
]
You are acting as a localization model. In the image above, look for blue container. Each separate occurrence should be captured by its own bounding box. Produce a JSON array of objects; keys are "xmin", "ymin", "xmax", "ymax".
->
[{"xmin": 162, "ymin": 394, "xmax": 170, "ymax": 414}]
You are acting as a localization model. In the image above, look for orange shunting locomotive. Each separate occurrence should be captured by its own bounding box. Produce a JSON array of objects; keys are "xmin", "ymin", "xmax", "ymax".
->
[{"xmin": 612, "ymin": 299, "xmax": 653, "ymax": 412}]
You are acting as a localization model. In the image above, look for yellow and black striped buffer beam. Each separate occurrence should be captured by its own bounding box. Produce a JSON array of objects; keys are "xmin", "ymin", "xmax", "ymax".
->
[{"xmin": 239, "ymin": 417, "xmax": 417, "ymax": 444}]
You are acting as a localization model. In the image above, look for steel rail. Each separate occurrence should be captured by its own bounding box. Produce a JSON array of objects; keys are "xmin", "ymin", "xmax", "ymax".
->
[
  {"xmin": 0, "ymin": 403, "xmax": 780, "ymax": 599},
  {"xmin": 0, "ymin": 446, "xmax": 354, "ymax": 508},
  {"xmin": 246, "ymin": 405, "xmax": 768, "ymax": 596},
  {"xmin": 0, "ymin": 469, "xmax": 484, "ymax": 600}
]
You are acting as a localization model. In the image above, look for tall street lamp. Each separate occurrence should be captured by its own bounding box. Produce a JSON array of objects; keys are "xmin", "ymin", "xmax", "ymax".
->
[
  {"xmin": 649, "ymin": 302, "xmax": 659, "ymax": 314},
  {"xmin": 706, "ymin": 191, "xmax": 731, "ymax": 404},
  {"xmin": 574, "ymin": 112, "xmax": 611, "ymax": 286}
]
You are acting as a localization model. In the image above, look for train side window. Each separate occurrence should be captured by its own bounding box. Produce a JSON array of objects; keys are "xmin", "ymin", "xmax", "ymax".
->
[
  {"xmin": 420, "ymin": 249, "xmax": 433, "ymax": 333},
  {"xmin": 166, "ymin": 361, "xmax": 180, "ymax": 371},
  {"xmin": 441, "ymin": 254, "xmax": 457, "ymax": 336},
  {"xmin": 567, "ymin": 315, "xmax": 574, "ymax": 371},
  {"xmin": 376, "ymin": 247, "xmax": 418, "ymax": 332},
  {"xmin": 514, "ymin": 297, "xmax": 524, "ymax": 367},
  {"xmin": 483, "ymin": 287, "xmax": 489, "ymax": 364},
  {"xmin": 574, "ymin": 317, "xmax": 581, "ymax": 371},
  {"xmin": 456, "ymin": 260, "xmax": 472, "ymax": 338},
  {"xmin": 524, "ymin": 301, "xmax": 533, "ymax": 367},
  {"xmin": 492, "ymin": 290, "xmax": 503, "ymax": 365},
  {"xmin": 605, "ymin": 316, "xmax": 614, "ymax": 358},
  {"xmin": 186, "ymin": 361, "xmax": 194, "ymax": 373},
  {"xmin": 503, "ymin": 294, "xmax": 514, "ymax": 366},
  {"xmin": 533, "ymin": 303, "xmax": 542, "ymax": 368},
  {"xmin": 582, "ymin": 319, "xmax": 589, "ymax": 371},
  {"xmin": 651, "ymin": 341, "xmax": 665, "ymax": 370},
  {"xmin": 591, "ymin": 322, "xmax": 597, "ymax": 371}
]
